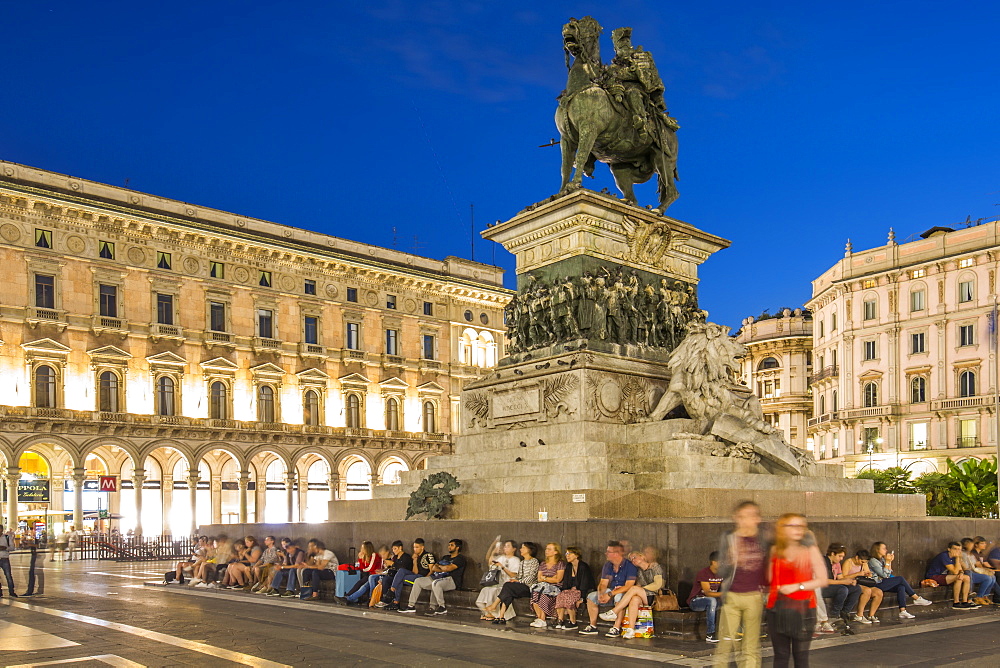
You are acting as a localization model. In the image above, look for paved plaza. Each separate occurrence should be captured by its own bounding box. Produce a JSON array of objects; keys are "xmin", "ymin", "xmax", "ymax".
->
[{"xmin": 0, "ymin": 558, "xmax": 996, "ymax": 666}]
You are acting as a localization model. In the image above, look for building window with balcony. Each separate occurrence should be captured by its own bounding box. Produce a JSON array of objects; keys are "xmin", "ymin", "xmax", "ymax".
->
[
  {"xmin": 911, "ymin": 376, "xmax": 926, "ymax": 403},
  {"xmin": 863, "ymin": 381, "xmax": 879, "ymax": 407},
  {"xmin": 959, "ymin": 324, "xmax": 975, "ymax": 346},
  {"xmin": 99, "ymin": 284, "xmax": 118, "ymax": 317},
  {"xmin": 258, "ymin": 309, "xmax": 274, "ymax": 339},
  {"xmin": 863, "ymin": 339, "xmax": 877, "ymax": 360},
  {"xmin": 819, "ymin": 395, "xmax": 825, "ymax": 415},
  {"xmin": 35, "ymin": 229, "xmax": 52, "ymax": 248},
  {"xmin": 33, "ymin": 365, "xmax": 57, "ymax": 408},
  {"xmin": 423, "ymin": 301, "xmax": 433, "ymax": 316},
  {"xmin": 832, "ymin": 435, "xmax": 839, "ymax": 457},
  {"xmin": 156, "ymin": 293, "xmax": 174, "ymax": 325},
  {"xmin": 958, "ymin": 280, "xmax": 974, "ymax": 303},
  {"xmin": 156, "ymin": 252, "xmax": 172, "ymax": 270},
  {"xmin": 911, "ymin": 332, "xmax": 926, "ymax": 354},
  {"xmin": 385, "ymin": 329, "xmax": 398, "ymax": 355},
  {"xmin": 303, "ymin": 390, "xmax": 321, "ymax": 426},
  {"xmin": 910, "ymin": 422, "xmax": 928, "ymax": 450},
  {"xmin": 959, "ymin": 370, "xmax": 976, "ymax": 397},
  {"xmin": 259, "ymin": 270, "xmax": 272, "ymax": 287},
  {"xmin": 347, "ymin": 287, "xmax": 358, "ymax": 303},
  {"xmin": 346, "ymin": 322, "xmax": 360, "ymax": 350},
  {"xmin": 304, "ymin": 316, "xmax": 318, "ymax": 345},
  {"xmin": 385, "ymin": 397, "xmax": 401, "ymax": 431},
  {"xmin": 210, "ymin": 262, "xmax": 224, "ymax": 279},
  {"xmin": 863, "ymin": 426, "xmax": 881, "ymax": 452},
  {"xmin": 98, "ymin": 371, "xmax": 120, "ymax": 412},
  {"xmin": 386, "ymin": 294, "xmax": 397, "ymax": 310},
  {"xmin": 758, "ymin": 357, "xmax": 780, "ymax": 370},
  {"xmin": 831, "ymin": 313, "xmax": 837, "ymax": 331},
  {"xmin": 818, "ymin": 320, "xmax": 824, "ymax": 338},
  {"xmin": 422, "ymin": 334, "xmax": 435, "ymax": 360},
  {"xmin": 99, "ymin": 241, "xmax": 115, "ymax": 259},
  {"xmin": 958, "ymin": 418, "xmax": 978, "ymax": 448},
  {"xmin": 156, "ymin": 376, "xmax": 176, "ymax": 416},
  {"xmin": 910, "ymin": 289, "xmax": 925, "ymax": 312},
  {"xmin": 257, "ymin": 385, "xmax": 276, "ymax": 423},
  {"xmin": 346, "ymin": 393, "xmax": 362, "ymax": 428},
  {"xmin": 209, "ymin": 381, "xmax": 229, "ymax": 419},
  {"xmin": 304, "ymin": 279, "xmax": 316, "ymax": 295},
  {"xmin": 832, "ymin": 389, "xmax": 838, "ymax": 411},
  {"xmin": 209, "ymin": 302, "xmax": 226, "ymax": 332},
  {"xmin": 863, "ymin": 298, "xmax": 877, "ymax": 320},
  {"xmin": 423, "ymin": 401, "xmax": 436, "ymax": 433},
  {"xmin": 35, "ymin": 274, "xmax": 55, "ymax": 309}
]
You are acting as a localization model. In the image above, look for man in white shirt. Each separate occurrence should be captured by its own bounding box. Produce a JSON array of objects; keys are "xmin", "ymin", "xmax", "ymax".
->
[{"xmin": 300, "ymin": 539, "xmax": 339, "ymax": 600}]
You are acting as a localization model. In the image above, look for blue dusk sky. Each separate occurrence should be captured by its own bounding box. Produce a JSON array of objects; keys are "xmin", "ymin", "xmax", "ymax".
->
[{"xmin": 2, "ymin": 1, "xmax": 998, "ymax": 330}]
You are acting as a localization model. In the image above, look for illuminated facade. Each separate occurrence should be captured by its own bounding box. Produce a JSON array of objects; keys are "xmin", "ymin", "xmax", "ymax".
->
[
  {"xmin": 0, "ymin": 161, "xmax": 510, "ymax": 535},
  {"xmin": 807, "ymin": 226, "xmax": 1000, "ymax": 476},
  {"xmin": 734, "ymin": 309, "xmax": 813, "ymax": 450}
]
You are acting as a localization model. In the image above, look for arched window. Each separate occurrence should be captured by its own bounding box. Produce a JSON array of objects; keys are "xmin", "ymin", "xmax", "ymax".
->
[
  {"xmin": 911, "ymin": 376, "xmax": 926, "ymax": 403},
  {"xmin": 34, "ymin": 365, "xmax": 56, "ymax": 408},
  {"xmin": 346, "ymin": 394, "xmax": 361, "ymax": 428},
  {"xmin": 863, "ymin": 382, "xmax": 879, "ymax": 408},
  {"xmin": 959, "ymin": 370, "xmax": 976, "ymax": 398},
  {"xmin": 98, "ymin": 371, "xmax": 120, "ymax": 412},
  {"xmin": 819, "ymin": 395, "xmax": 826, "ymax": 415},
  {"xmin": 459, "ymin": 330, "xmax": 475, "ymax": 365},
  {"xmin": 423, "ymin": 401, "xmax": 436, "ymax": 433},
  {"xmin": 385, "ymin": 397, "xmax": 400, "ymax": 431},
  {"xmin": 303, "ymin": 390, "xmax": 320, "ymax": 426},
  {"xmin": 257, "ymin": 385, "xmax": 275, "ymax": 422},
  {"xmin": 757, "ymin": 357, "xmax": 780, "ymax": 370},
  {"xmin": 210, "ymin": 381, "xmax": 228, "ymax": 419},
  {"xmin": 831, "ymin": 389, "xmax": 838, "ymax": 411},
  {"xmin": 381, "ymin": 460, "xmax": 407, "ymax": 485},
  {"xmin": 156, "ymin": 376, "xmax": 176, "ymax": 416}
]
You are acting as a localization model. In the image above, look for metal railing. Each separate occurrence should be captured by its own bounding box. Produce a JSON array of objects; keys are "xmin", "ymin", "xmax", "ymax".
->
[
  {"xmin": 810, "ymin": 365, "xmax": 839, "ymax": 383},
  {"xmin": 957, "ymin": 437, "xmax": 980, "ymax": 449},
  {"xmin": 77, "ymin": 535, "xmax": 197, "ymax": 561}
]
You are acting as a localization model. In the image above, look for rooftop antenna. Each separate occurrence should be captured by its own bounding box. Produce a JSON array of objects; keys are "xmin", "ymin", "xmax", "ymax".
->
[{"xmin": 392, "ymin": 226, "xmax": 398, "ymax": 249}]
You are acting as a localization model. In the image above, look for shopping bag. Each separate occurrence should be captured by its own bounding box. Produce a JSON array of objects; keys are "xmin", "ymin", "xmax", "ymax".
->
[
  {"xmin": 369, "ymin": 582, "xmax": 383, "ymax": 607},
  {"xmin": 633, "ymin": 605, "xmax": 655, "ymax": 638}
]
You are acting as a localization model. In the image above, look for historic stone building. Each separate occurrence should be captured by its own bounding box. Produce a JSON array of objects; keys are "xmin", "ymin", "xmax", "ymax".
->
[
  {"xmin": 0, "ymin": 161, "xmax": 510, "ymax": 536},
  {"xmin": 807, "ymin": 226, "xmax": 1000, "ymax": 476},
  {"xmin": 734, "ymin": 309, "xmax": 813, "ymax": 451}
]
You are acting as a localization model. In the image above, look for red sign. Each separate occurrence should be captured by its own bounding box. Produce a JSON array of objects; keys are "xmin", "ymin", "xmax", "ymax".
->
[{"xmin": 99, "ymin": 476, "xmax": 117, "ymax": 492}]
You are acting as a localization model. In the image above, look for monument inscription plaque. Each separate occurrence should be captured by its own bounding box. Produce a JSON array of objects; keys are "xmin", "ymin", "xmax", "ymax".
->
[{"xmin": 493, "ymin": 384, "xmax": 540, "ymax": 419}]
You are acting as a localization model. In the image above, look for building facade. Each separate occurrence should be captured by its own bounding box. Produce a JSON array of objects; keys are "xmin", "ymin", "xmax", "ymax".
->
[
  {"xmin": 807, "ymin": 226, "xmax": 1000, "ymax": 476},
  {"xmin": 0, "ymin": 161, "xmax": 510, "ymax": 536},
  {"xmin": 734, "ymin": 309, "xmax": 813, "ymax": 450}
]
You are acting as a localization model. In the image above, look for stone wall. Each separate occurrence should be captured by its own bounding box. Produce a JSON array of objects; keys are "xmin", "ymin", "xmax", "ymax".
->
[{"xmin": 200, "ymin": 516, "xmax": 999, "ymax": 603}]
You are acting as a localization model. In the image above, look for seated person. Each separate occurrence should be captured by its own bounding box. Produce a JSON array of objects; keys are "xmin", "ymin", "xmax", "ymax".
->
[
  {"xmin": 405, "ymin": 539, "xmax": 466, "ymax": 615},
  {"xmin": 344, "ymin": 544, "xmax": 392, "ymax": 605},
  {"xmin": 266, "ymin": 541, "xmax": 307, "ymax": 596},
  {"xmin": 344, "ymin": 541, "xmax": 382, "ymax": 600},
  {"xmin": 388, "ymin": 539, "xmax": 436, "ymax": 610},
  {"xmin": 822, "ymin": 543, "xmax": 863, "ymax": 626},
  {"xmin": 960, "ymin": 537, "xmax": 996, "ymax": 605},
  {"xmin": 193, "ymin": 536, "xmax": 218, "ymax": 585},
  {"xmin": 603, "ymin": 551, "xmax": 665, "ymax": 638},
  {"xmin": 373, "ymin": 541, "xmax": 413, "ymax": 607},
  {"xmin": 227, "ymin": 536, "xmax": 263, "ymax": 589},
  {"xmin": 477, "ymin": 539, "xmax": 520, "ymax": 620},
  {"xmin": 171, "ymin": 536, "xmax": 207, "ymax": 584},
  {"xmin": 487, "ymin": 542, "xmax": 538, "ymax": 623},
  {"xmin": 250, "ymin": 536, "xmax": 281, "ymax": 592},
  {"xmin": 842, "ymin": 550, "xmax": 884, "ymax": 623},
  {"xmin": 986, "ymin": 538, "xmax": 1000, "ymax": 572},
  {"xmin": 529, "ymin": 543, "xmax": 566, "ymax": 628},
  {"xmin": 300, "ymin": 539, "xmax": 339, "ymax": 600},
  {"xmin": 926, "ymin": 541, "xmax": 974, "ymax": 608},
  {"xmin": 580, "ymin": 541, "xmax": 638, "ymax": 636},
  {"xmin": 684, "ymin": 551, "xmax": 723, "ymax": 643},
  {"xmin": 554, "ymin": 546, "xmax": 595, "ymax": 631},
  {"xmin": 867, "ymin": 542, "xmax": 933, "ymax": 619}
]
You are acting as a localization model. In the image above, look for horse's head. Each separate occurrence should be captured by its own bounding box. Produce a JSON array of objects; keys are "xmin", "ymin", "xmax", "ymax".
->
[{"xmin": 562, "ymin": 16, "xmax": 602, "ymax": 65}]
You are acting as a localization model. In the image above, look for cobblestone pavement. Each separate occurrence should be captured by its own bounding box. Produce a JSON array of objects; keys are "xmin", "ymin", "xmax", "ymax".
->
[{"xmin": 0, "ymin": 558, "xmax": 998, "ymax": 666}]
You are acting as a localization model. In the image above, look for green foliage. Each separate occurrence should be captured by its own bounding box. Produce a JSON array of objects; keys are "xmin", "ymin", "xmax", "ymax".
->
[
  {"xmin": 871, "ymin": 458, "xmax": 1000, "ymax": 518},
  {"xmin": 855, "ymin": 467, "xmax": 915, "ymax": 494}
]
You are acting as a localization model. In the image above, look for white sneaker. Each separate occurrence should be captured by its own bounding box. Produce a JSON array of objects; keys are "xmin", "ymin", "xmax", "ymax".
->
[
  {"xmin": 899, "ymin": 610, "xmax": 916, "ymax": 619},
  {"xmin": 374, "ymin": 601, "xmax": 387, "ymax": 608},
  {"xmin": 622, "ymin": 628, "xmax": 635, "ymax": 639},
  {"xmin": 188, "ymin": 578, "xmax": 202, "ymax": 585},
  {"xmin": 529, "ymin": 619, "xmax": 548, "ymax": 628},
  {"xmin": 853, "ymin": 614, "xmax": 872, "ymax": 624},
  {"xmin": 599, "ymin": 610, "xmax": 618, "ymax": 622},
  {"xmin": 194, "ymin": 582, "xmax": 208, "ymax": 588},
  {"xmin": 912, "ymin": 597, "xmax": 932, "ymax": 606}
]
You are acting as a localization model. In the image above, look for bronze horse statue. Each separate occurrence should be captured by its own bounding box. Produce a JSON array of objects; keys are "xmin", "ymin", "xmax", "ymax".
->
[{"xmin": 555, "ymin": 16, "xmax": 679, "ymax": 213}]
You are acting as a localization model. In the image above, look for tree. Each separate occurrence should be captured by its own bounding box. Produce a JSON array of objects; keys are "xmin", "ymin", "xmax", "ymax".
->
[{"xmin": 855, "ymin": 467, "xmax": 915, "ymax": 494}]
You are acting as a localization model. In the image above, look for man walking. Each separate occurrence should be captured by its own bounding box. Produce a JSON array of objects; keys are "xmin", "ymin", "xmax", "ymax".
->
[
  {"xmin": 714, "ymin": 501, "xmax": 766, "ymax": 668},
  {"xmin": 0, "ymin": 525, "xmax": 18, "ymax": 597}
]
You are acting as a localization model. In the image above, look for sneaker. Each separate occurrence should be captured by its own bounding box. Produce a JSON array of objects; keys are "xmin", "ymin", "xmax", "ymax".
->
[
  {"xmin": 398, "ymin": 606, "xmax": 416, "ymax": 614},
  {"xmin": 195, "ymin": 582, "xmax": 209, "ymax": 588},
  {"xmin": 530, "ymin": 618, "xmax": 548, "ymax": 628},
  {"xmin": 563, "ymin": 621, "xmax": 579, "ymax": 631},
  {"xmin": 706, "ymin": 632, "xmax": 719, "ymax": 643},
  {"xmin": 188, "ymin": 578, "xmax": 203, "ymax": 586},
  {"xmin": 259, "ymin": 588, "xmax": 275, "ymax": 596},
  {"xmin": 579, "ymin": 625, "xmax": 599, "ymax": 635},
  {"xmin": 899, "ymin": 610, "xmax": 916, "ymax": 619},
  {"xmin": 912, "ymin": 596, "xmax": 932, "ymax": 606},
  {"xmin": 605, "ymin": 627, "xmax": 622, "ymax": 638},
  {"xmin": 817, "ymin": 621, "xmax": 836, "ymax": 633},
  {"xmin": 953, "ymin": 601, "xmax": 967, "ymax": 609},
  {"xmin": 249, "ymin": 583, "xmax": 262, "ymax": 593},
  {"xmin": 853, "ymin": 615, "xmax": 872, "ymax": 624},
  {"xmin": 206, "ymin": 583, "xmax": 218, "ymax": 589},
  {"xmin": 553, "ymin": 621, "xmax": 565, "ymax": 630},
  {"xmin": 434, "ymin": 607, "xmax": 448, "ymax": 615},
  {"xmin": 385, "ymin": 603, "xmax": 400, "ymax": 611},
  {"xmin": 374, "ymin": 601, "xmax": 387, "ymax": 608},
  {"xmin": 866, "ymin": 615, "xmax": 880, "ymax": 623},
  {"xmin": 599, "ymin": 610, "xmax": 619, "ymax": 622},
  {"xmin": 622, "ymin": 628, "xmax": 635, "ymax": 639},
  {"xmin": 279, "ymin": 590, "xmax": 297, "ymax": 598},
  {"xmin": 968, "ymin": 601, "xmax": 982, "ymax": 609}
]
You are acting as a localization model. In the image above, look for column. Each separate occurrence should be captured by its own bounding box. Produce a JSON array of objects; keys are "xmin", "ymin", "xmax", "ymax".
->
[
  {"xmin": 72, "ymin": 468, "xmax": 86, "ymax": 532},
  {"xmin": 327, "ymin": 473, "xmax": 340, "ymax": 521},
  {"xmin": 187, "ymin": 473, "xmax": 199, "ymax": 535},
  {"xmin": 4, "ymin": 468, "xmax": 19, "ymax": 530},
  {"xmin": 284, "ymin": 473, "xmax": 295, "ymax": 523},
  {"xmin": 255, "ymin": 474, "xmax": 266, "ymax": 524},
  {"xmin": 211, "ymin": 477, "xmax": 222, "ymax": 524},
  {"xmin": 297, "ymin": 476, "xmax": 308, "ymax": 523},
  {"xmin": 237, "ymin": 471, "xmax": 250, "ymax": 524},
  {"xmin": 132, "ymin": 471, "xmax": 146, "ymax": 536}
]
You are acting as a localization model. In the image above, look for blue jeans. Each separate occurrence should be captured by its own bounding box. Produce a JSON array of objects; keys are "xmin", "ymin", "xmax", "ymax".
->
[
  {"xmin": 875, "ymin": 576, "xmax": 915, "ymax": 608},
  {"xmin": 967, "ymin": 571, "xmax": 995, "ymax": 599},
  {"xmin": 347, "ymin": 573, "xmax": 380, "ymax": 602},
  {"xmin": 271, "ymin": 568, "xmax": 297, "ymax": 591},
  {"xmin": 689, "ymin": 596, "xmax": 719, "ymax": 634},
  {"xmin": 390, "ymin": 569, "xmax": 417, "ymax": 602},
  {"xmin": 0, "ymin": 558, "xmax": 15, "ymax": 594},
  {"xmin": 301, "ymin": 568, "xmax": 336, "ymax": 598}
]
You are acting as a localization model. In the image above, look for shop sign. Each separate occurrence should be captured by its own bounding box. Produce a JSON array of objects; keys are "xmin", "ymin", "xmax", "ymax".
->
[{"xmin": 5, "ymin": 480, "xmax": 51, "ymax": 503}]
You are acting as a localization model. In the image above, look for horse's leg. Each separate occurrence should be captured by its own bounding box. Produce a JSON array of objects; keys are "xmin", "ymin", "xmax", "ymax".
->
[
  {"xmin": 610, "ymin": 163, "xmax": 639, "ymax": 205},
  {"xmin": 654, "ymin": 133, "xmax": 680, "ymax": 213},
  {"xmin": 558, "ymin": 123, "xmax": 576, "ymax": 193}
]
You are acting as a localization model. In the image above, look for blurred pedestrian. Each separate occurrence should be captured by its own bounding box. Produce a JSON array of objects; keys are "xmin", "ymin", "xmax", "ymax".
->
[
  {"xmin": 713, "ymin": 501, "xmax": 766, "ymax": 668},
  {"xmin": 0, "ymin": 525, "xmax": 18, "ymax": 597},
  {"xmin": 22, "ymin": 535, "xmax": 45, "ymax": 596}
]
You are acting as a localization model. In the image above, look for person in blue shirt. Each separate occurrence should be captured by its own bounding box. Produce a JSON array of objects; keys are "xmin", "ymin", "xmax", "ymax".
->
[
  {"xmin": 579, "ymin": 540, "xmax": 638, "ymax": 636},
  {"xmin": 925, "ymin": 542, "xmax": 973, "ymax": 609}
]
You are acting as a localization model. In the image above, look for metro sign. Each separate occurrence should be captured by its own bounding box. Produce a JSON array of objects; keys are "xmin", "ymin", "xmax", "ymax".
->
[{"xmin": 99, "ymin": 476, "xmax": 118, "ymax": 492}]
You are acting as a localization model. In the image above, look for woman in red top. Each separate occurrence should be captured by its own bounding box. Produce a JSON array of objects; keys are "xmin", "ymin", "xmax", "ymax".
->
[
  {"xmin": 766, "ymin": 514, "xmax": 827, "ymax": 668},
  {"xmin": 345, "ymin": 541, "xmax": 383, "ymax": 599}
]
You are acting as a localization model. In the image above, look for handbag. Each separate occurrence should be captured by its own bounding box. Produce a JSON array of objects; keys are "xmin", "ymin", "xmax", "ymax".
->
[
  {"xmin": 768, "ymin": 557, "xmax": 816, "ymax": 641},
  {"xmin": 480, "ymin": 566, "xmax": 503, "ymax": 587},
  {"xmin": 653, "ymin": 589, "xmax": 679, "ymax": 611},
  {"xmin": 530, "ymin": 582, "xmax": 561, "ymax": 597},
  {"xmin": 369, "ymin": 582, "xmax": 383, "ymax": 607}
]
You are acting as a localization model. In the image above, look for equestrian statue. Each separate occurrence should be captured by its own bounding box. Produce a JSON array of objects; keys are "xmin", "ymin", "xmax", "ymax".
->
[{"xmin": 556, "ymin": 17, "xmax": 680, "ymax": 213}]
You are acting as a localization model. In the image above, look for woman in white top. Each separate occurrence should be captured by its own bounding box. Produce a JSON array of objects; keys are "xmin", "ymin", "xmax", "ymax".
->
[{"xmin": 477, "ymin": 539, "xmax": 521, "ymax": 620}]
